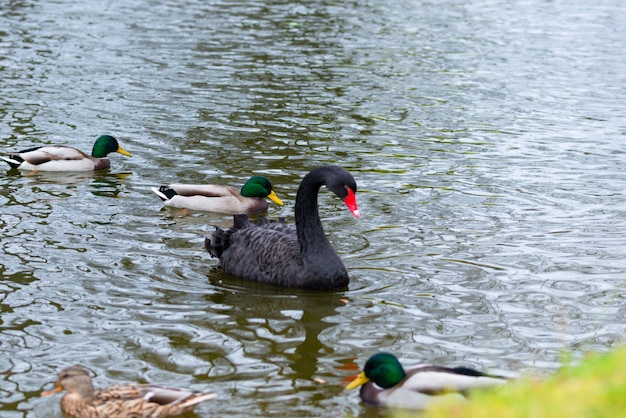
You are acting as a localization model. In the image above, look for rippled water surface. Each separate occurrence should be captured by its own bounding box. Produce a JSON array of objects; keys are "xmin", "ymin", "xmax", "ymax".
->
[{"xmin": 2, "ymin": 0, "xmax": 626, "ymax": 416}]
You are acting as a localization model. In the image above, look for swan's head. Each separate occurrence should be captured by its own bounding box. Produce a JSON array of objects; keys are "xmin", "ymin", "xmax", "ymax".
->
[{"xmin": 323, "ymin": 166, "xmax": 360, "ymax": 218}]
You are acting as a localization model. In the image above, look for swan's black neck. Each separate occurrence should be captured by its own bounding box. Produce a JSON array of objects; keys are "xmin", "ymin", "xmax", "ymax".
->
[{"xmin": 294, "ymin": 168, "xmax": 334, "ymax": 259}]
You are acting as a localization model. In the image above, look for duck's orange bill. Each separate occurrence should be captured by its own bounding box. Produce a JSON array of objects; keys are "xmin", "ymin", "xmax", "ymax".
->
[
  {"xmin": 344, "ymin": 187, "xmax": 360, "ymax": 218},
  {"xmin": 41, "ymin": 381, "xmax": 63, "ymax": 396}
]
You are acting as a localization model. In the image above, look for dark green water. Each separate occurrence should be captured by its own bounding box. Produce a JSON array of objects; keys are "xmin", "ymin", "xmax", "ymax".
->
[{"xmin": 1, "ymin": 0, "xmax": 626, "ymax": 416}]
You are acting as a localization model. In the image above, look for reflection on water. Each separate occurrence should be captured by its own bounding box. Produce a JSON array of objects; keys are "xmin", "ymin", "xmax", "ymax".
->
[
  {"xmin": 4, "ymin": 171, "xmax": 132, "ymax": 198},
  {"xmin": 2, "ymin": 0, "xmax": 626, "ymax": 417},
  {"xmin": 199, "ymin": 284, "xmax": 347, "ymax": 415}
]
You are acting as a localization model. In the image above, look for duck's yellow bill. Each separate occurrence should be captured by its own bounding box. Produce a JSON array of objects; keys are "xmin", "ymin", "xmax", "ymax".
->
[
  {"xmin": 117, "ymin": 146, "xmax": 132, "ymax": 157},
  {"xmin": 267, "ymin": 190, "xmax": 283, "ymax": 205},
  {"xmin": 345, "ymin": 371, "xmax": 370, "ymax": 391}
]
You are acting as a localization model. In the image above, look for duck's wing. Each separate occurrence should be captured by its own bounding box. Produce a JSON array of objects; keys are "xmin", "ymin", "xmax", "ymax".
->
[
  {"xmin": 2, "ymin": 145, "xmax": 99, "ymax": 171},
  {"xmin": 153, "ymin": 184, "xmax": 267, "ymax": 213},
  {"xmin": 94, "ymin": 384, "xmax": 215, "ymax": 417},
  {"xmin": 93, "ymin": 383, "xmax": 145, "ymax": 403},
  {"xmin": 139, "ymin": 384, "xmax": 215, "ymax": 407},
  {"xmin": 401, "ymin": 365, "xmax": 508, "ymax": 395},
  {"xmin": 19, "ymin": 145, "xmax": 90, "ymax": 163},
  {"xmin": 362, "ymin": 383, "xmax": 464, "ymax": 410},
  {"xmin": 167, "ymin": 184, "xmax": 239, "ymax": 198}
]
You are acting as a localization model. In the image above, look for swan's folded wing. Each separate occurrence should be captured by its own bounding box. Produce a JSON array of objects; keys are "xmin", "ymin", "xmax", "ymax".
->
[
  {"xmin": 259, "ymin": 221, "xmax": 296, "ymax": 235},
  {"xmin": 219, "ymin": 226, "xmax": 302, "ymax": 285}
]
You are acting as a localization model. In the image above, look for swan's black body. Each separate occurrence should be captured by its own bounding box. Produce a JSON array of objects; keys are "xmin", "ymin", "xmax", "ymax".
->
[{"xmin": 205, "ymin": 166, "xmax": 359, "ymax": 290}]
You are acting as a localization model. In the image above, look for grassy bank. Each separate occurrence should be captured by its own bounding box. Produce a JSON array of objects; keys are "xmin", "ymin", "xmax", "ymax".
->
[{"xmin": 394, "ymin": 346, "xmax": 626, "ymax": 418}]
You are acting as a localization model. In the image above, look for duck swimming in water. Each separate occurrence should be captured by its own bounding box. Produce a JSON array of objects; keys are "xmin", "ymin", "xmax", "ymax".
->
[
  {"xmin": 41, "ymin": 365, "xmax": 215, "ymax": 418},
  {"xmin": 345, "ymin": 352, "xmax": 508, "ymax": 410},
  {"xmin": 0, "ymin": 135, "xmax": 131, "ymax": 171},
  {"xmin": 152, "ymin": 176, "xmax": 283, "ymax": 214}
]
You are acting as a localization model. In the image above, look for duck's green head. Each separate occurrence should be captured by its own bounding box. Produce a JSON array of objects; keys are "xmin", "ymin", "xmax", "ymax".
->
[
  {"xmin": 92, "ymin": 135, "xmax": 132, "ymax": 158},
  {"xmin": 240, "ymin": 176, "xmax": 283, "ymax": 205},
  {"xmin": 346, "ymin": 353, "xmax": 407, "ymax": 390}
]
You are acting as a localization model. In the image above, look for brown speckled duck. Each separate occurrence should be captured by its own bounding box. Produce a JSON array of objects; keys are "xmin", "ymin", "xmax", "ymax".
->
[{"xmin": 41, "ymin": 365, "xmax": 215, "ymax": 418}]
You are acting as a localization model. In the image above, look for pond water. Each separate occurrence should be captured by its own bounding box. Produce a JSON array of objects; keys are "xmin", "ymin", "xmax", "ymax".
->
[{"xmin": 1, "ymin": 0, "xmax": 626, "ymax": 416}]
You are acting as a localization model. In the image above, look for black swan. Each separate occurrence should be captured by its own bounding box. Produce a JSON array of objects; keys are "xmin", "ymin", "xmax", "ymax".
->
[{"xmin": 205, "ymin": 165, "xmax": 360, "ymax": 290}]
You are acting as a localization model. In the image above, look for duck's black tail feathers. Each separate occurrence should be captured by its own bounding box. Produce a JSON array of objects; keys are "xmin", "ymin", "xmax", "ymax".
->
[
  {"xmin": 0, "ymin": 155, "xmax": 24, "ymax": 169},
  {"xmin": 151, "ymin": 185, "xmax": 178, "ymax": 201}
]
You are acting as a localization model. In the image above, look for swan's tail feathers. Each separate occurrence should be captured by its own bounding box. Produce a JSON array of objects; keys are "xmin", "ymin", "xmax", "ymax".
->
[
  {"xmin": 205, "ymin": 225, "xmax": 237, "ymax": 258},
  {"xmin": 1, "ymin": 155, "xmax": 24, "ymax": 169},
  {"xmin": 151, "ymin": 186, "xmax": 177, "ymax": 202},
  {"xmin": 205, "ymin": 235, "xmax": 218, "ymax": 258},
  {"xmin": 206, "ymin": 215, "xmax": 252, "ymax": 258},
  {"xmin": 205, "ymin": 226, "xmax": 229, "ymax": 258}
]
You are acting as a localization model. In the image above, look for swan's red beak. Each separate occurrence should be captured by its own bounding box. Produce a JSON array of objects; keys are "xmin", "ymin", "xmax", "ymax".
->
[{"xmin": 344, "ymin": 188, "xmax": 360, "ymax": 218}]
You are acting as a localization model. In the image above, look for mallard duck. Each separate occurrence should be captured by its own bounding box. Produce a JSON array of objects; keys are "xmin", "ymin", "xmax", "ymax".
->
[
  {"xmin": 41, "ymin": 365, "xmax": 215, "ymax": 418},
  {"xmin": 151, "ymin": 176, "xmax": 283, "ymax": 214},
  {"xmin": 205, "ymin": 165, "xmax": 360, "ymax": 290},
  {"xmin": 0, "ymin": 135, "xmax": 131, "ymax": 171},
  {"xmin": 345, "ymin": 353, "xmax": 508, "ymax": 410}
]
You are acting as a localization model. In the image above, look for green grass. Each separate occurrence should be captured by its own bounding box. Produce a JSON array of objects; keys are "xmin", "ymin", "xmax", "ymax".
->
[{"xmin": 396, "ymin": 346, "xmax": 626, "ymax": 418}]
